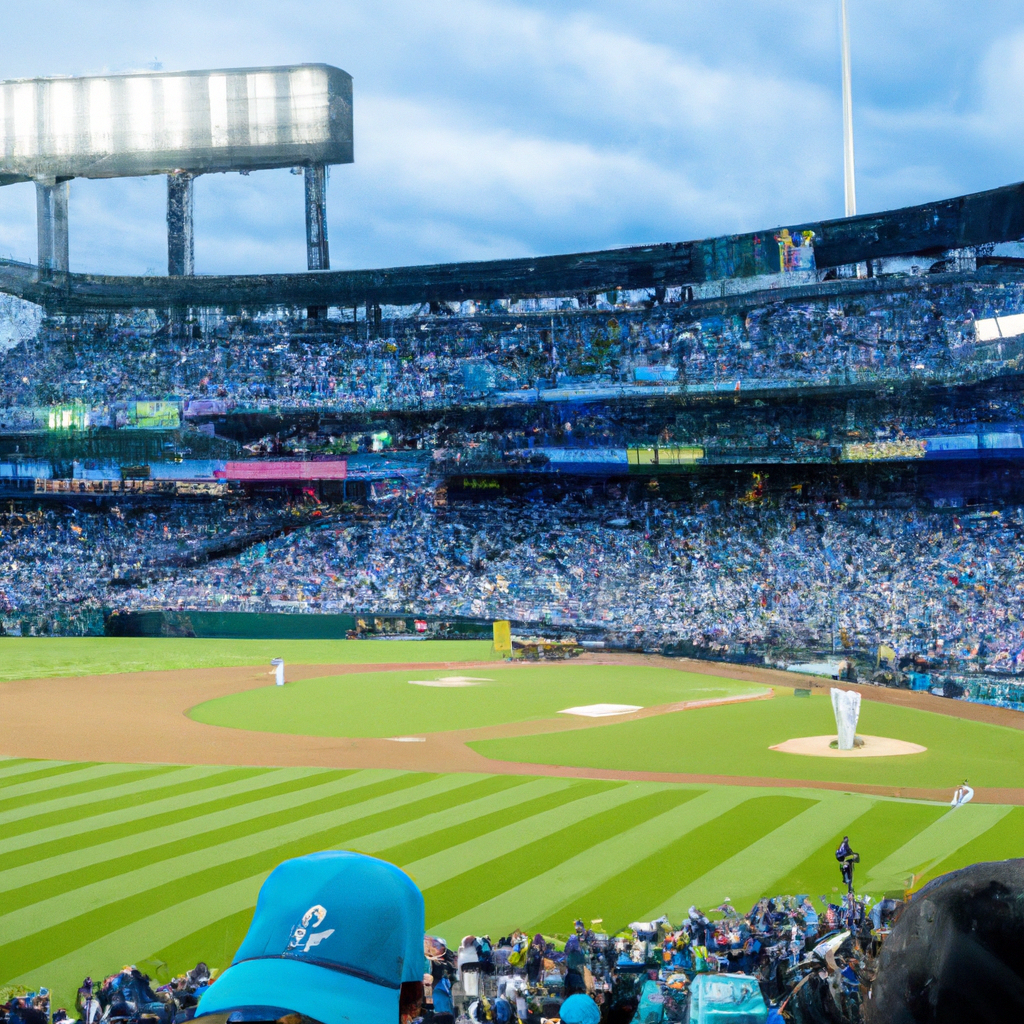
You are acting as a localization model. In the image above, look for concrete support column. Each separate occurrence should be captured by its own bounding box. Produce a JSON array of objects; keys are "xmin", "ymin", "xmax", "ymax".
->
[
  {"xmin": 36, "ymin": 179, "xmax": 70, "ymax": 274},
  {"xmin": 304, "ymin": 164, "xmax": 329, "ymax": 271},
  {"xmin": 167, "ymin": 172, "xmax": 195, "ymax": 276}
]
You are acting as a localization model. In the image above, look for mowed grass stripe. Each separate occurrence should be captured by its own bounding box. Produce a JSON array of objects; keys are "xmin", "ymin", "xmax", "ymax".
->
[
  {"xmin": 0, "ymin": 765, "xmax": 253, "ymax": 833},
  {"xmin": 0, "ymin": 762, "xmax": 159, "ymax": 804},
  {"xmin": 7, "ymin": 787, "xmax": 700, "ymax": 1002},
  {"xmin": 2, "ymin": 771, "xmax": 498, "ymax": 978},
  {"xmin": 144, "ymin": 782, "xmax": 586, "ymax": 984},
  {"xmin": 534, "ymin": 795, "xmax": 819, "ymax": 934},
  {"xmin": 0, "ymin": 769, "xmax": 406, "ymax": 896},
  {"xmin": 864, "ymin": 803, "xmax": 1014, "ymax": 892},
  {"xmin": 0, "ymin": 774, "xmax": 510, "ymax": 939},
  {"xmin": 0, "ymin": 764, "xmax": 179, "ymax": 814},
  {"xmin": 377, "ymin": 779, "xmax": 618, "ymax": 867},
  {"xmin": 0, "ymin": 767, "xmax": 320, "ymax": 857},
  {"xmin": 421, "ymin": 788, "xmax": 700, "ymax": 926},
  {"xmin": 0, "ymin": 769, "xmax": 430, "ymax": 908},
  {"xmin": 645, "ymin": 796, "xmax": 872, "ymax": 922},
  {"xmin": 150, "ymin": 907, "xmax": 257, "ymax": 982},
  {"xmin": 8, "ymin": 871, "xmax": 272, "ymax": 1003},
  {"xmin": 764, "ymin": 799, "xmax": 945, "ymax": 899},
  {"xmin": 0, "ymin": 761, "xmax": 85, "ymax": 785},
  {"xmin": 340, "ymin": 777, "xmax": 572, "ymax": 860},
  {"xmin": 1, "ymin": 773, "xmax": 516, "ymax": 975},
  {"xmin": 927, "ymin": 807, "xmax": 1024, "ymax": 879},
  {"xmin": 427, "ymin": 787, "xmax": 753, "ymax": 939},
  {"xmin": 0, "ymin": 763, "xmax": 119, "ymax": 800},
  {"xmin": 406, "ymin": 782, "xmax": 660, "ymax": 891}
]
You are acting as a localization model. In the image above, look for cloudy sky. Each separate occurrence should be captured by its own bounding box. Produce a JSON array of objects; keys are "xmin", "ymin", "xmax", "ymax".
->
[{"xmin": 1, "ymin": 0, "xmax": 1023, "ymax": 276}]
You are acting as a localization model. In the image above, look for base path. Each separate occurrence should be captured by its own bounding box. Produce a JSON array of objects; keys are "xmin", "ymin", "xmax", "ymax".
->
[{"xmin": 2, "ymin": 653, "xmax": 1023, "ymax": 805}]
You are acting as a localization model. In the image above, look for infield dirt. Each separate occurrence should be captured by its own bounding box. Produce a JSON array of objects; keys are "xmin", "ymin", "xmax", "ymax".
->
[{"xmin": 3, "ymin": 653, "xmax": 1023, "ymax": 804}]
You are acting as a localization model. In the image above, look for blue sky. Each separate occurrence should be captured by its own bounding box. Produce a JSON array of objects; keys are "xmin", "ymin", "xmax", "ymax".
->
[{"xmin": 1, "ymin": 0, "xmax": 1023, "ymax": 276}]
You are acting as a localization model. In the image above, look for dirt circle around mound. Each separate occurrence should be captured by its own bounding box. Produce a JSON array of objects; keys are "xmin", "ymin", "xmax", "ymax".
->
[{"xmin": 770, "ymin": 734, "xmax": 928, "ymax": 758}]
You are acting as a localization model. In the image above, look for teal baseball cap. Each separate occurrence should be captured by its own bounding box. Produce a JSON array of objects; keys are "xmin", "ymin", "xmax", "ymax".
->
[{"xmin": 196, "ymin": 851, "xmax": 426, "ymax": 1024}]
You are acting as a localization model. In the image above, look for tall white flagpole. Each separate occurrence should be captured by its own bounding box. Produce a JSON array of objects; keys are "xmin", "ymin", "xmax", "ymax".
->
[{"xmin": 840, "ymin": 0, "xmax": 857, "ymax": 217}]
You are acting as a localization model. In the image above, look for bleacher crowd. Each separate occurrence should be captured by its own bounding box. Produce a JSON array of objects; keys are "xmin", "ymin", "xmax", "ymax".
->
[
  {"xmin": 2, "ymin": 891, "xmax": 895, "ymax": 1024},
  {"xmin": 0, "ymin": 274, "xmax": 1018, "ymax": 417},
  {"xmin": 4, "ymin": 492, "xmax": 1024, "ymax": 676}
]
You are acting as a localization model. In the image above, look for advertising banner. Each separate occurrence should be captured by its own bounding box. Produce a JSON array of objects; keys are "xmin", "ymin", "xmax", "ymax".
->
[
  {"xmin": 130, "ymin": 401, "xmax": 181, "ymax": 429},
  {"xmin": 220, "ymin": 460, "xmax": 347, "ymax": 481}
]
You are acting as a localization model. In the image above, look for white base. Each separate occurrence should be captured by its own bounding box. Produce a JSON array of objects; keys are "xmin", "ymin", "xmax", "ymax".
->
[{"xmin": 559, "ymin": 703, "xmax": 644, "ymax": 718}]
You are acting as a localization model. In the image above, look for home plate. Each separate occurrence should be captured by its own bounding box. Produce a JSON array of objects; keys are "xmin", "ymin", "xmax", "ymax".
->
[
  {"xmin": 559, "ymin": 703, "xmax": 643, "ymax": 717},
  {"xmin": 387, "ymin": 737, "xmax": 426, "ymax": 742}
]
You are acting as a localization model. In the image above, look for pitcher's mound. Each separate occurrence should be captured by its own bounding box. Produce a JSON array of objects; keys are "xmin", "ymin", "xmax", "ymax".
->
[{"xmin": 770, "ymin": 734, "xmax": 927, "ymax": 757}]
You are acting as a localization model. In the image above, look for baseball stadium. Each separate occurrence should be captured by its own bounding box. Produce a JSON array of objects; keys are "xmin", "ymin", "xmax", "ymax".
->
[{"xmin": 2, "ymin": 58, "xmax": 1024, "ymax": 1024}]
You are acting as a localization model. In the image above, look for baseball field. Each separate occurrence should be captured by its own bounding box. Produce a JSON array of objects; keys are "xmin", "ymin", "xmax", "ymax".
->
[{"xmin": 2, "ymin": 637, "xmax": 1022, "ymax": 1012}]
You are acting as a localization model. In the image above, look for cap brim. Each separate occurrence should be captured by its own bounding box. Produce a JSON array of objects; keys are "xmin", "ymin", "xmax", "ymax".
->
[{"xmin": 196, "ymin": 958, "xmax": 398, "ymax": 1024}]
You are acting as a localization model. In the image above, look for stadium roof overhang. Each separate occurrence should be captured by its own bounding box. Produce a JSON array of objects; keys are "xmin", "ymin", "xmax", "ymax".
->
[{"xmin": 2, "ymin": 177, "xmax": 1024, "ymax": 313}]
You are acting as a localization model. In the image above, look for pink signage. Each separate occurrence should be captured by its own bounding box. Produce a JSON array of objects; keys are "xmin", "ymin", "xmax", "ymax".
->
[{"xmin": 219, "ymin": 461, "xmax": 347, "ymax": 481}]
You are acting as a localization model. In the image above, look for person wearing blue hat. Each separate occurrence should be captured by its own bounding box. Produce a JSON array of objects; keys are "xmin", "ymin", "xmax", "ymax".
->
[
  {"xmin": 196, "ymin": 851, "xmax": 427, "ymax": 1024},
  {"xmin": 558, "ymin": 973, "xmax": 600, "ymax": 1024}
]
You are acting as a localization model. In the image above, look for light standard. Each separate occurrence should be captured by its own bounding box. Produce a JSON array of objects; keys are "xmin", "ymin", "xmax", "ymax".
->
[{"xmin": 840, "ymin": 0, "xmax": 857, "ymax": 218}]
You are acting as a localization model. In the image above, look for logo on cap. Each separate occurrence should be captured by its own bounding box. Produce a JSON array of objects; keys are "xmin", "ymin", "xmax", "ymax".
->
[{"xmin": 288, "ymin": 904, "xmax": 335, "ymax": 953}]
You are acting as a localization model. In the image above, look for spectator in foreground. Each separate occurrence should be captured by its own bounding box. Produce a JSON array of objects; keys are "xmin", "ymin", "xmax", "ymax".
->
[
  {"xmin": 194, "ymin": 851, "xmax": 426, "ymax": 1024},
  {"xmin": 558, "ymin": 973, "xmax": 601, "ymax": 1024}
]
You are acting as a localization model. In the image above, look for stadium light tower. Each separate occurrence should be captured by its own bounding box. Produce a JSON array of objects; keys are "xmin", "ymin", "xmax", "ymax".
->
[
  {"xmin": 0, "ymin": 65, "xmax": 353, "ymax": 277},
  {"xmin": 840, "ymin": 0, "xmax": 857, "ymax": 217}
]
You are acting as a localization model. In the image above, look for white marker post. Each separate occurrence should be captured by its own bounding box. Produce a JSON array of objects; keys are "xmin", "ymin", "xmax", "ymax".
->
[
  {"xmin": 272, "ymin": 658, "xmax": 285, "ymax": 686},
  {"xmin": 831, "ymin": 687, "xmax": 861, "ymax": 750}
]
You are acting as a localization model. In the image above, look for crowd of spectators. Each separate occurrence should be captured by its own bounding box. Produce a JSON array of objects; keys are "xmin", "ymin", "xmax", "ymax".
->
[
  {"xmin": 0, "ymin": 273, "xmax": 1019, "ymax": 418},
  {"xmin": 3, "ymin": 891, "xmax": 896, "ymax": 1024},
  {"xmin": 118, "ymin": 495, "xmax": 1024, "ymax": 672},
  {"xmin": 0, "ymin": 499, "xmax": 324, "ymax": 626},
  {"xmin": 5, "ymin": 491, "xmax": 1024, "ymax": 679},
  {"xmin": 427, "ymin": 891, "xmax": 885, "ymax": 1024}
]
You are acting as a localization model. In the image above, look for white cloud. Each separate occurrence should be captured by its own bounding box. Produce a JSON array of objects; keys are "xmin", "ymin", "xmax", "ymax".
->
[{"xmin": 2, "ymin": 1, "xmax": 1024, "ymax": 275}]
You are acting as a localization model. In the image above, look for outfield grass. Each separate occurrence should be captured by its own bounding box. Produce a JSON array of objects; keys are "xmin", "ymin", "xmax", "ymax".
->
[
  {"xmin": 2, "ymin": 756, "xmax": 1018, "ymax": 1014},
  {"xmin": 0, "ymin": 638, "xmax": 496, "ymax": 681},
  {"xmin": 470, "ymin": 690, "xmax": 1024, "ymax": 789},
  {"xmin": 188, "ymin": 666, "xmax": 764, "ymax": 737}
]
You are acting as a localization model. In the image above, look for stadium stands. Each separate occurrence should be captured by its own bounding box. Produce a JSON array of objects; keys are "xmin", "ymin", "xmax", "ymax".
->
[
  {"xmin": 1, "ymin": 269, "xmax": 1022, "ymax": 417},
  {"xmin": 3, "ymin": 182, "xmax": 1024, "ymax": 711},
  {"xmin": 1, "ymin": 491, "xmax": 1023, "ymax": 709}
]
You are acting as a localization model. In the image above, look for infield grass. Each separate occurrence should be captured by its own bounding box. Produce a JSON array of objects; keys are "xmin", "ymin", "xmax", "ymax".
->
[
  {"xmin": 188, "ymin": 665, "xmax": 764, "ymax": 737},
  {"xmin": 470, "ymin": 690, "xmax": 1024, "ymax": 789}
]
